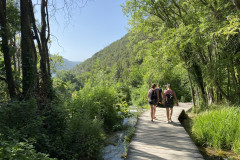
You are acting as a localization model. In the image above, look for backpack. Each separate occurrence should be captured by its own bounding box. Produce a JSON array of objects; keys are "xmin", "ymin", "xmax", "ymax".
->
[
  {"xmin": 165, "ymin": 91, "xmax": 174, "ymax": 104},
  {"xmin": 150, "ymin": 89, "xmax": 157, "ymax": 100}
]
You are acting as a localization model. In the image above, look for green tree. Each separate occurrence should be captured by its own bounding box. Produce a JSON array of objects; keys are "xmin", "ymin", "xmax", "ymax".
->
[
  {"xmin": 0, "ymin": 0, "xmax": 16, "ymax": 99},
  {"xmin": 20, "ymin": 0, "xmax": 37, "ymax": 99},
  {"xmin": 122, "ymin": 0, "xmax": 240, "ymax": 105}
]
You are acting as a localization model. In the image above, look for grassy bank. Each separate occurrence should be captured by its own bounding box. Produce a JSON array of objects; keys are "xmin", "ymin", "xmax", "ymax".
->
[{"xmin": 181, "ymin": 105, "xmax": 240, "ymax": 160}]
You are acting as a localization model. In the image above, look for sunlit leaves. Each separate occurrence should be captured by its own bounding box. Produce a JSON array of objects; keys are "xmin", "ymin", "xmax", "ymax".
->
[{"xmin": 216, "ymin": 15, "xmax": 240, "ymax": 40}]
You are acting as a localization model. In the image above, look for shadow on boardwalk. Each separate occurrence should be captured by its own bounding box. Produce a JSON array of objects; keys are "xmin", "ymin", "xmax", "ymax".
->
[{"xmin": 126, "ymin": 103, "xmax": 204, "ymax": 160}]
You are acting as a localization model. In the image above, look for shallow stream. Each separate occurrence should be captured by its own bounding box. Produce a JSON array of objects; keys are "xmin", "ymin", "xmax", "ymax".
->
[{"xmin": 102, "ymin": 106, "xmax": 142, "ymax": 160}]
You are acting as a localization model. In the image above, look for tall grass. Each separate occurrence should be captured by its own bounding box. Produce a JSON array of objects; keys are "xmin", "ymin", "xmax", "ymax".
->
[{"xmin": 192, "ymin": 106, "xmax": 240, "ymax": 154}]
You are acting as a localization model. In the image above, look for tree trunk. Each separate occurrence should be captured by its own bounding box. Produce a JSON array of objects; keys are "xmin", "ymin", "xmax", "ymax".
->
[
  {"xmin": 20, "ymin": 0, "xmax": 37, "ymax": 99},
  {"xmin": 192, "ymin": 63, "xmax": 207, "ymax": 105},
  {"xmin": 13, "ymin": 52, "xmax": 17, "ymax": 72},
  {"xmin": 28, "ymin": 0, "xmax": 53, "ymax": 102},
  {"xmin": 0, "ymin": 0, "xmax": 16, "ymax": 99},
  {"xmin": 37, "ymin": 0, "xmax": 55, "ymax": 123},
  {"xmin": 214, "ymin": 80, "xmax": 230, "ymax": 102},
  {"xmin": 215, "ymin": 87, "xmax": 219, "ymax": 103},
  {"xmin": 195, "ymin": 87, "xmax": 199, "ymax": 106},
  {"xmin": 40, "ymin": 0, "xmax": 53, "ymax": 100},
  {"xmin": 17, "ymin": 47, "xmax": 21, "ymax": 75},
  {"xmin": 207, "ymin": 87, "xmax": 214, "ymax": 104},
  {"xmin": 187, "ymin": 68, "xmax": 196, "ymax": 106},
  {"xmin": 235, "ymin": 59, "xmax": 240, "ymax": 85},
  {"xmin": 183, "ymin": 49, "xmax": 207, "ymax": 105},
  {"xmin": 229, "ymin": 60, "xmax": 240, "ymax": 102},
  {"xmin": 12, "ymin": 35, "xmax": 17, "ymax": 72}
]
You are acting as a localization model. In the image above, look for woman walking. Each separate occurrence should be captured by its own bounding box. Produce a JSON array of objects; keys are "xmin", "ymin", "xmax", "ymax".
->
[
  {"xmin": 148, "ymin": 84, "xmax": 159, "ymax": 122},
  {"xmin": 163, "ymin": 84, "xmax": 178, "ymax": 123}
]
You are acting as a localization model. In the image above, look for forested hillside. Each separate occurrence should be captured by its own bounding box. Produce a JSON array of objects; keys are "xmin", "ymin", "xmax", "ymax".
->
[{"xmin": 71, "ymin": 33, "xmax": 131, "ymax": 74}]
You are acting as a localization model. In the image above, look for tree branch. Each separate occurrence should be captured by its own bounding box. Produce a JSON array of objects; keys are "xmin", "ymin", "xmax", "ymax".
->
[
  {"xmin": 29, "ymin": 0, "xmax": 42, "ymax": 53},
  {"xmin": 46, "ymin": 0, "xmax": 50, "ymax": 41}
]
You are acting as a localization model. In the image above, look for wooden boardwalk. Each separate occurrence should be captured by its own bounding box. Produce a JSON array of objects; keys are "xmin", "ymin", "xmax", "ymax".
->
[{"xmin": 126, "ymin": 103, "xmax": 204, "ymax": 160}]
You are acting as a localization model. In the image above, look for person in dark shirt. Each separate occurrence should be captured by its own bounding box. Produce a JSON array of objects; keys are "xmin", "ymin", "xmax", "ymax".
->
[
  {"xmin": 155, "ymin": 84, "xmax": 163, "ymax": 116},
  {"xmin": 148, "ymin": 84, "xmax": 159, "ymax": 122}
]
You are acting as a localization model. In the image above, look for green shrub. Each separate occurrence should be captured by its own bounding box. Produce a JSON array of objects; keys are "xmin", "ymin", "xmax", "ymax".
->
[
  {"xmin": 0, "ymin": 99, "xmax": 68, "ymax": 159},
  {"xmin": 71, "ymin": 84, "xmax": 122, "ymax": 130},
  {"xmin": 192, "ymin": 106, "xmax": 240, "ymax": 154},
  {"xmin": 0, "ymin": 137, "xmax": 55, "ymax": 160},
  {"xmin": 34, "ymin": 101, "xmax": 68, "ymax": 158},
  {"xmin": 64, "ymin": 113, "xmax": 105, "ymax": 160},
  {"xmin": 130, "ymin": 84, "xmax": 148, "ymax": 107},
  {"xmin": 115, "ymin": 82, "xmax": 131, "ymax": 104},
  {"xmin": 0, "ymin": 82, "xmax": 130, "ymax": 159},
  {"xmin": 0, "ymin": 81, "xmax": 8, "ymax": 102},
  {"xmin": 0, "ymin": 99, "xmax": 42, "ymax": 140}
]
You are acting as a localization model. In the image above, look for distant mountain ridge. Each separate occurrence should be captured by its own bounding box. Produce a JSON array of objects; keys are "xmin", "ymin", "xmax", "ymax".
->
[
  {"xmin": 58, "ymin": 58, "xmax": 81, "ymax": 71},
  {"xmin": 50, "ymin": 54, "xmax": 81, "ymax": 71}
]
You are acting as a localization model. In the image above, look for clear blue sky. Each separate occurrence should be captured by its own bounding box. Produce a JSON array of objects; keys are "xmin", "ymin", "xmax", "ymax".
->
[{"xmin": 49, "ymin": 0, "xmax": 128, "ymax": 62}]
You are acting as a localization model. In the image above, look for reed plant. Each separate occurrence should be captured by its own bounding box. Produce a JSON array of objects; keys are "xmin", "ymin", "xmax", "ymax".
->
[{"xmin": 192, "ymin": 106, "xmax": 240, "ymax": 154}]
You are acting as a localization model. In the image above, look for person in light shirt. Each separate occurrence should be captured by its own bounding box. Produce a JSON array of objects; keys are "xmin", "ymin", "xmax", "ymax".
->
[{"xmin": 163, "ymin": 84, "xmax": 178, "ymax": 123}]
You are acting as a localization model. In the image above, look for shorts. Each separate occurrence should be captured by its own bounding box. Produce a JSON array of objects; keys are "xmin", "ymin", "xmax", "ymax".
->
[
  {"xmin": 148, "ymin": 99, "xmax": 157, "ymax": 105},
  {"xmin": 165, "ymin": 102, "xmax": 174, "ymax": 108}
]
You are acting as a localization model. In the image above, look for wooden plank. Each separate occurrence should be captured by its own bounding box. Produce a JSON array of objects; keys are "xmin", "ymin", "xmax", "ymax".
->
[{"xmin": 126, "ymin": 103, "xmax": 204, "ymax": 160}]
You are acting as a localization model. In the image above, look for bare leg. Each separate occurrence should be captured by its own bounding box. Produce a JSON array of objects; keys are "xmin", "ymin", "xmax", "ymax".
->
[
  {"xmin": 153, "ymin": 105, "xmax": 156, "ymax": 119},
  {"xmin": 166, "ymin": 108, "xmax": 169, "ymax": 121},
  {"xmin": 150, "ymin": 105, "xmax": 154, "ymax": 121},
  {"xmin": 169, "ymin": 108, "xmax": 173, "ymax": 121}
]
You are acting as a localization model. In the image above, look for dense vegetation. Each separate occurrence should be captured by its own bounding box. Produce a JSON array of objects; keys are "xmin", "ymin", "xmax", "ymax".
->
[
  {"xmin": 122, "ymin": 0, "xmax": 240, "ymax": 156},
  {"xmin": 69, "ymin": 0, "xmax": 240, "ymax": 107},
  {"xmin": 0, "ymin": 0, "xmax": 240, "ymax": 159},
  {"xmin": 192, "ymin": 106, "xmax": 240, "ymax": 154},
  {"xmin": 70, "ymin": 32, "xmax": 192, "ymax": 106},
  {"xmin": 122, "ymin": 0, "xmax": 240, "ymax": 106}
]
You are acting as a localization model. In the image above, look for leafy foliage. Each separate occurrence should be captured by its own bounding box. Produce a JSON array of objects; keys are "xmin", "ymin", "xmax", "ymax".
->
[
  {"xmin": 0, "ymin": 99, "xmax": 42, "ymax": 140},
  {"xmin": 0, "ymin": 137, "xmax": 55, "ymax": 160},
  {"xmin": 64, "ymin": 113, "xmax": 104, "ymax": 159},
  {"xmin": 71, "ymin": 82, "xmax": 123, "ymax": 131},
  {"xmin": 122, "ymin": 0, "xmax": 240, "ymax": 105}
]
